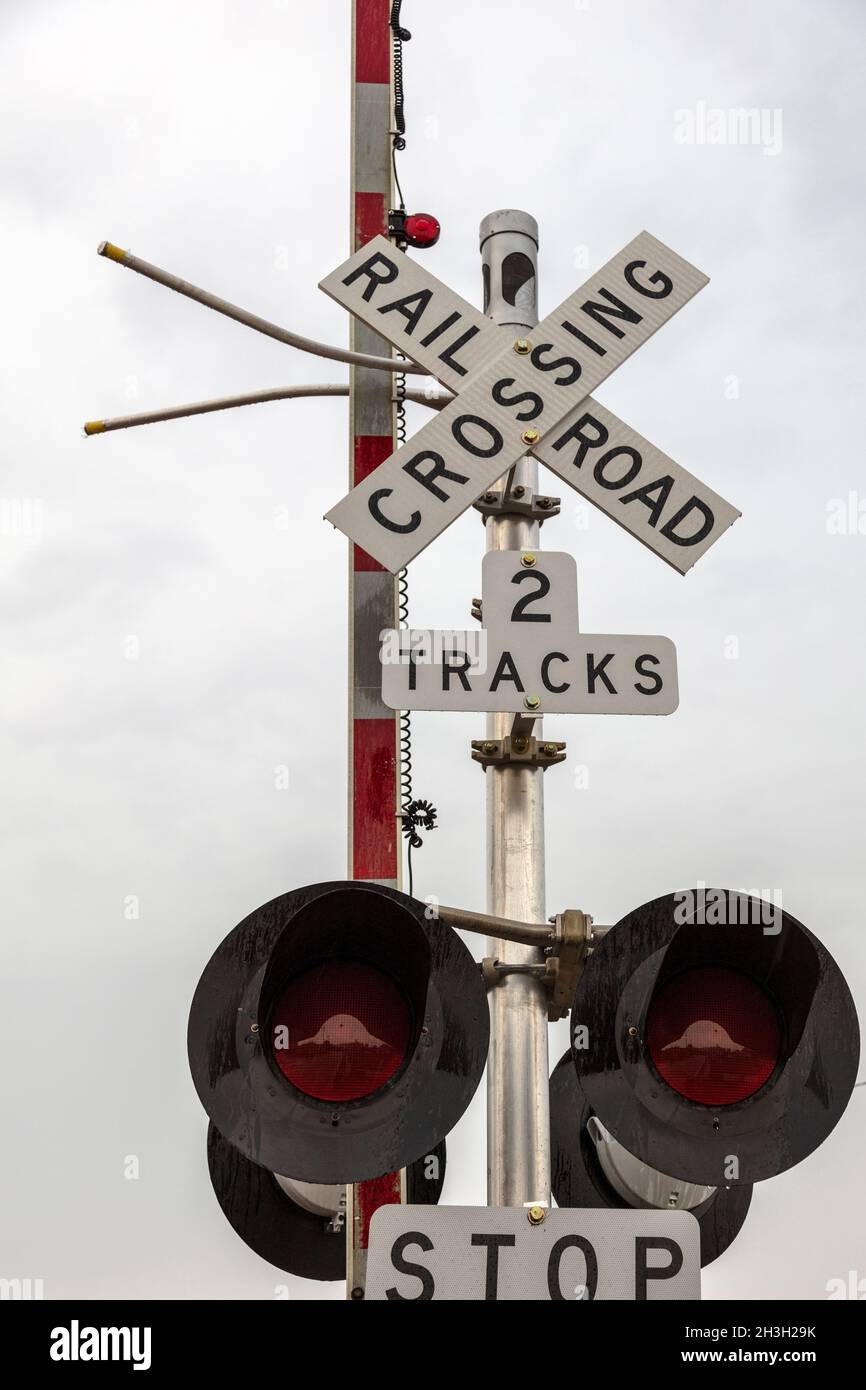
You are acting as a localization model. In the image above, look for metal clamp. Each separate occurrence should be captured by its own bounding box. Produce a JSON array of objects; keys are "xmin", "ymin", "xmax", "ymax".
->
[
  {"xmin": 472, "ymin": 488, "xmax": 561, "ymax": 522},
  {"xmin": 480, "ymin": 956, "xmax": 556, "ymax": 1000},
  {"xmin": 545, "ymin": 909, "xmax": 592, "ymax": 1021},
  {"xmin": 471, "ymin": 735, "xmax": 566, "ymax": 769},
  {"xmin": 442, "ymin": 902, "xmax": 597, "ymax": 1019},
  {"xmin": 481, "ymin": 957, "xmax": 553, "ymax": 988}
]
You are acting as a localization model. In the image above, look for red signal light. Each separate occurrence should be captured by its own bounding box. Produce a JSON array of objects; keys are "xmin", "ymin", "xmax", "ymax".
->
[
  {"xmin": 271, "ymin": 961, "xmax": 412, "ymax": 1102},
  {"xmin": 403, "ymin": 213, "xmax": 441, "ymax": 248},
  {"xmin": 646, "ymin": 967, "xmax": 781, "ymax": 1106},
  {"xmin": 190, "ymin": 881, "xmax": 490, "ymax": 1183}
]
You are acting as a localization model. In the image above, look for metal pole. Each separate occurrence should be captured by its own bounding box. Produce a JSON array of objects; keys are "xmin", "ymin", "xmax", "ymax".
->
[
  {"xmin": 345, "ymin": 0, "xmax": 405, "ymax": 1299},
  {"xmin": 82, "ymin": 383, "xmax": 448, "ymax": 436},
  {"xmin": 96, "ymin": 241, "xmax": 424, "ymax": 376},
  {"xmin": 437, "ymin": 903, "xmax": 554, "ymax": 948},
  {"xmin": 480, "ymin": 210, "xmax": 551, "ymax": 1209}
]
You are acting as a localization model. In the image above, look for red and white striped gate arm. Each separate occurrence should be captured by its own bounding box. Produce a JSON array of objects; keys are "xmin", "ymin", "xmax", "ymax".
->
[{"xmin": 346, "ymin": 0, "xmax": 405, "ymax": 1299}]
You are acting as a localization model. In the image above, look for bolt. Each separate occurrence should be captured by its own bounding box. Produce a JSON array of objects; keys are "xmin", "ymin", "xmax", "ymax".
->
[
  {"xmin": 482, "ymin": 492, "xmax": 496, "ymax": 503},
  {"xmin": 514, "ymin": 338, "xmax": 532, "ymax": 354},
  {"xmin": 524, "ymin": 695, "xmax": 541, "ymax": 711},
  {"xmin": 482, "ymin": 741, "xmax": 497, "ymax": 755},
  {"xmin": 513, "ymin": 735, "xmax": 529, "ymax": 753},
  {"xmin": 627, "ymin": 1025, "xmax": 638, "ymax": 1037},
  {"xmin": 537, "ymin": 496, "xmax": 553, "ymax": 509},
  {"xmin": 350, "ymin": 1286, "xmax": 365, "ymax": 1301},
  {"xmin": 542, "ymin": 743, "xmax": 558, "ymax": 756},
  {"xmin": 250, "ymin": 1023, "xmax": 259, "ymax": 1034},
  {"xmin": 527, "ymin": 1205, "xmax": 546, "ymax": 1226},
  {"xmin": 521, "ymin": 427, "xmax": 540, "ymax": 446},
  {"xmin": 512, "ymin": 485, "xmax": 525, "ymax": 498},
  {"xmin": 521, "ymin": 552, "xmax": 536, "ymax": 567}
]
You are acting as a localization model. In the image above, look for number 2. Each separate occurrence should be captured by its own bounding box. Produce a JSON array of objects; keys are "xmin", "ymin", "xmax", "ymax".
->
[{"xmin": 510, "ymin": 569, "xmax": 552, "ymax": 623}]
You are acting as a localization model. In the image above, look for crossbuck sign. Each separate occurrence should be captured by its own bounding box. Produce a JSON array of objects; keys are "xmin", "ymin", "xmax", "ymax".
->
[{"xmin": 321, "ymin": 231, "xmax": 739, "ymax": 574}]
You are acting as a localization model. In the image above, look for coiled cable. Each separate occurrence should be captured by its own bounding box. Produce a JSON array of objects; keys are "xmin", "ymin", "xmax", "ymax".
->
[
  {"xmin": 390, "ymin": 1, "xmax": 410, "ymax": 209},
  {"xmin": 394, "ymin": 359, "xmax": 437, "ymax": 896}
]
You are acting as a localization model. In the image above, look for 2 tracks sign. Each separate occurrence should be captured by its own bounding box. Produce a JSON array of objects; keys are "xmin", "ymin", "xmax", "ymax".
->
[{"xmin": 381, "ymin": 549, "xmax": 678, "ymax": 716}]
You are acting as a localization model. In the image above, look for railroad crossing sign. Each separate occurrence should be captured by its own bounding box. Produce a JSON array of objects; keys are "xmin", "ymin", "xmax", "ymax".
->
[
  {"xmin": 320, "ymin": 231, "xmax": 740, "ymax": 574},
  {"xmin": 380, "ymin": 549, "xmax": 678, "ymax": 716},
  {"xmin": 365, "ymin": 1206, "xmax": 701, "ymax": 1301}
]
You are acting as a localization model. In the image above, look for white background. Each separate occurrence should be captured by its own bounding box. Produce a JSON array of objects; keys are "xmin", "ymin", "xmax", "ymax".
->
[{"xmin": 1, "ymin": 0, "xmax": 864, "ymax": 1300}]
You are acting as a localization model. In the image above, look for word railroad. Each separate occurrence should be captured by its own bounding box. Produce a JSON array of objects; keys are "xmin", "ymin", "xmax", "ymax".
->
[{"xmin": 320, "ymin": 231, "xmax": 739, "ymax": 574}]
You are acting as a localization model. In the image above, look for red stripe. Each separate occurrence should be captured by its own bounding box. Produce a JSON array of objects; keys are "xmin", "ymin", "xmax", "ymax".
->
[
  {"xmin": 356, "ymin": 1172, "xmax": 402, "ymax": 1248},
  {"xmin": 354, "ymin": 0, "xmax": 391, "ymax": 84},
  {"xmin": 355, "ymin": 190, "xmax": 387, "ymax": 249},
  {"xmin": 354, "ymin": 543, "xmax": 384, "ymax": 573},
  {"xmin": 354, "ymin": 434, "xmax": 393, "ymax": 484},
  {"xmin": 353, "ymin": 435, "xmax": 393, "ymax": 572},
  {"xmin": 353, "ymin": 719, "xmax": 398, "ymax": 880}
]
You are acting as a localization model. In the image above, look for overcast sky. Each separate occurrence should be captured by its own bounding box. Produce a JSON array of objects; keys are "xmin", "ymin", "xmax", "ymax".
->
[{"xmin": 1, "ymin": 0, "xmax": 864, "ymax": 1301}]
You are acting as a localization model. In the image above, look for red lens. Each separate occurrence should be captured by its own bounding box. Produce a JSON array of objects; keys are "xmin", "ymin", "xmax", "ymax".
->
[
  {"xmin": 405, "ymin": 213, "xmax": 441, "ymax": 248},
  {"xmin": 270, "ymin": 961, "xmax": 412, "ymax": 1102},
  {"xmin": 646, "ymin": 967, "xmax": 781, "ymax": 1105}
]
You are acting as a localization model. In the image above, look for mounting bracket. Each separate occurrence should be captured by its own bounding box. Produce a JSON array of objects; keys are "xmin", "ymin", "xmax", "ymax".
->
[
  {"xmin": 472, "ymin": 488, "xmax": 561, "ymax": 522},
  {"xmin": 471, "ymin": 735, "xmax": 566, "ymax": 769}
]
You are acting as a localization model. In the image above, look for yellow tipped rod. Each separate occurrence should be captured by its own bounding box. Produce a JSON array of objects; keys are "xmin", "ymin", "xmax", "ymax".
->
[
  {"xmin": 82, "ymin": 382, "xmax": 449, "ymax": 437},
  {"xmin": 95, "ymin": 241, "xmax": 424, "ymax": 376},
  {"xmin": 97, "ymin": 241, "xmax": 128, "ymax": 264}
]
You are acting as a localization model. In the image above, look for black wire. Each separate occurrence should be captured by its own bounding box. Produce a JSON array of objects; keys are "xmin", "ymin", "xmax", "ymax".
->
[
  {"xmin": 390, "ymin": 1, "xmax": 410, "ymax": 210},
  {"xmin": 390, "ymin": 1, "xmax": 409, "ymax": 148},
  {"xmin": 402, "ymin": 799, "xmax": 437, "ymax": 898},
  {"xmin": 394, "ymin": 359, "xmax": 437, "ymax": 897},
  {"xmin": 392, "ymin": 146, "xmax": 406, "ymax": 216},
  {"xmin": 389, "ymin": 8, "xmax": 437, "ymax": 894}
]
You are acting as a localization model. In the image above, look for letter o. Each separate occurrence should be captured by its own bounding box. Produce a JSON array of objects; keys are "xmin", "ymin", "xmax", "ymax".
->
[
  {"xmin": 451, "ymin": 414, "xmax": 504, "ymax": 459},
  {"xmin": 593, "ymin": 447, "xmax": 642, "ymax": 490},
  {"xmin": 547, "ymin": 1235, "xmax": 598, "ymax": 1302}
]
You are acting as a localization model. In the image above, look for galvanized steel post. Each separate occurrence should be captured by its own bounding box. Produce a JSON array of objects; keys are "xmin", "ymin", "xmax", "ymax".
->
[{"xmin": 479, "ymin": 211, "xmax": 551, "ymax": 1209}]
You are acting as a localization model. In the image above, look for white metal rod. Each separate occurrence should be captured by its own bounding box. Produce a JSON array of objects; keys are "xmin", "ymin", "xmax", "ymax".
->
[
  {"xmin": 83, "ymin": 383, "xmax": 449, "ymax": 435},
  {"xmin": 480, "ymin": 210, "xmax": 551, "ymax": 1209},
  {"xmin": 97, "ymin": 241, "xmax": 426, "ymax": 376}
]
